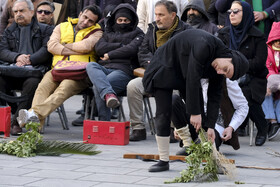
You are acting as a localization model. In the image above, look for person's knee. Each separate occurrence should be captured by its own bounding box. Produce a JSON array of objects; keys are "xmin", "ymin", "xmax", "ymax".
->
[
  {"xmin": 172, "ymin": 94, "xmax": 182, "ymax": 107},
  {"xmin": 127, "ymin": 78, "xmax": 143, "ymax": 96},
  {"xmin": 155, "ymin": 113, "xmax": 171, "ymax": 136},
  {"xmin": 23, "ymin": 78, "xmax": 41, "ymax": 91},
  {"xmin": 86, "ymin": 62, "xmax": 99, "ymax": 72}
]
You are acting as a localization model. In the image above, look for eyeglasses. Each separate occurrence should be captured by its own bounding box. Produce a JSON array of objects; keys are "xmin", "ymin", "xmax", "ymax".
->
[
  {"xmin": 227, "ymin": 9, "xmax": 242, "ymax": 15},
  {"xmin": 37, "ymin": 10, "xmax": 52, "ymax": 15}
]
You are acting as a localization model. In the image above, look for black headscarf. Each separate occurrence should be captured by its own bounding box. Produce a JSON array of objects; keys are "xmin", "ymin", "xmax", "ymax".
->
[{"xmin": 229, "ymin": 1, "xmax": 254, "ymax": 50}]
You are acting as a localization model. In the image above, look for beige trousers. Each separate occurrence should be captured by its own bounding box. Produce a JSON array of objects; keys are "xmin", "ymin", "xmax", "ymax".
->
[{"xmin": 31, "ymin": 70, "xmax": 90, "ymax": 126}]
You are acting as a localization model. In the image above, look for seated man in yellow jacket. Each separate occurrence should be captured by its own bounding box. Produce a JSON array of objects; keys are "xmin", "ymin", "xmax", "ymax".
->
[{"xmin": 17, "ymin": 5, "xmax": 103, "ymax": 129}]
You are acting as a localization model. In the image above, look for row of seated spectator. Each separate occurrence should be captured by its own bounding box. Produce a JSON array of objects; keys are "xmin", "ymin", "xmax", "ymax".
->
[{"xmin": 0, "ymin": 1, "xmax": 279, "ymax": 171}]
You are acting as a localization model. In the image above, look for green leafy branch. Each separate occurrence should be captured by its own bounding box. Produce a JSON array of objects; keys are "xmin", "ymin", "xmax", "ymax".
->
[
  {"xmin": 0, "ymin": 122, "xmax": 42, "ymax": 157},
  {"xmin": 165, "ymin": 129, "xmax": 218, "ymax": 183},
  {"xmin": 0, "ymin": 122, "xmax": 100, "ymax": 157}
]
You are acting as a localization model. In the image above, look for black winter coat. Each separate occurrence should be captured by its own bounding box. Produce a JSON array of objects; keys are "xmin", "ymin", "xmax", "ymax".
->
[
  {"xmin": 0, "ymin": 17, "xmax": 53, "ymax": 68},
  {"xmin": 95, "ymin": 3, "xmax": 144, "ymax": 77},
  {"xmin": 218, "ymin": 26, "xmax": 268, "ymax": 104},
  {"xmin": 143, "ymin": 29, "xmax": 248, "ymax": 129},
  {"xmin": 138, "ymin": 18, "xmax": 192, "ymax": 69}
]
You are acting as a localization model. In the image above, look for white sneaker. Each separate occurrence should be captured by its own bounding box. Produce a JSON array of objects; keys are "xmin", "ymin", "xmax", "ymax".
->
[{"xmin": 17, "ymin": 109, "xmax": 39, "ymax": 127}]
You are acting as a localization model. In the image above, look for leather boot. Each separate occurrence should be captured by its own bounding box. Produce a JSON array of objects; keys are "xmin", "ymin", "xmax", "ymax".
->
[
  {"xmin": 175, "ymin": 126, "xmax": 192, "ymax": 156},
  {"xmin": 149, "ymin": 136, "xmax": 170, "ymax": 172},
  {"xmin": 10, "ymin": 119, "xmax": 22, "ymax": 136},
  {"xmin": 149, "ymin": 160, "xmax": 169, "ymax": 172},
  {"xmin": 72, "ymin": 114, "xmax": 84, "ymax": 126},
  {"xmin": 129, "ymin": 129, "xmax": 146, "ymax": 141}
]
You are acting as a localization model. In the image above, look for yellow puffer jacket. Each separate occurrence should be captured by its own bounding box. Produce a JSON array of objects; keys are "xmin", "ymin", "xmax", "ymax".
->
[{"xmin": 52, "ymin": 18, "xmax": 101, "ymax": 67}]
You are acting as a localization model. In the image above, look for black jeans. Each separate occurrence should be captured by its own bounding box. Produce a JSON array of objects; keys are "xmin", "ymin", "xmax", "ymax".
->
[
  {"xmin": 154, "ymin": 88, "xmax": 205, "ymax": 138},
  {"xmin": 171, "ymin": 94, "xmax": 198, "ymax": 141},
  {"xmin": 0, "ymin": 76, "xmax": 41, "ymax": 124},
  {"xmin": 154, "ymin": 89, "xmax": 173, "ymax": 136},
  {"xmin": 240, "ymin": 101, "xmax": 268, "ymax": 136},
  {"xmin": 239, "ymin": 87, "xmax": 268, "ymax": 136}
]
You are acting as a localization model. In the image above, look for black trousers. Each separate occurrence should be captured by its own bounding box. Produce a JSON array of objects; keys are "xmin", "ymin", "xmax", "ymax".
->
[
  {"xmin": 240, "ymin": 100, "xmax": 268, "ymax": 136},
  {"xmin": 154, "ymin": 88, "xmax": 205, "ymax": 138},
  {"xmin": 154, "ymin": 89, "xmax": 173, "ymax": 136},
  {"xmin": 0, "ymin": 76, "xmax": 41, "ymax": 124},
  {"xmin": 171, "ymin": 94, "xmax": 198, "ymax": 141},
  {"xmin": 239, "ymin": 87, "xmax": 268, "ymax": 136}
]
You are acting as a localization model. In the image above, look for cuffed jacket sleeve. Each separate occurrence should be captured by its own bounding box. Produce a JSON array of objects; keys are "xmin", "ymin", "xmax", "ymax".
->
[
  {"xmin": 47, "ymin": 24, "xmax": 65, "ymax": 55},
  {"xmin": 226, "ymin": 79, "xmax": 249, "ymax": 131}
]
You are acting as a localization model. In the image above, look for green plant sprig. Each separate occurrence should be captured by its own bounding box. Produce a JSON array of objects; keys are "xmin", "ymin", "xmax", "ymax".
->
[
  {"xmin": 0, "ymin": 122, "xmax": 100, "ymax": 157},
  {"xmin": 165, "ymin": 128, "xmax": 218, "ymax": 183},
  {"xmin": 0, "ymin": 122, "xmax": 42, "ymax": 157}
]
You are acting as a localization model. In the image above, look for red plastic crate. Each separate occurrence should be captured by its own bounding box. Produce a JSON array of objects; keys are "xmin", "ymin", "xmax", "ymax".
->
[
  {"xmin": 83, "ymin": 120, "xmax": 130, "ymax": 145},
  {"xmin": 0, "ymin": 106, "xmax": 11, "ymax": 137}
]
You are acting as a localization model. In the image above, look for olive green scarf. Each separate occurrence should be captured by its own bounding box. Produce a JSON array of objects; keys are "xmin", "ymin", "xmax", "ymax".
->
[{"xmin": 156, "ymin": 17, "xmax": 179, "ymax": 48}]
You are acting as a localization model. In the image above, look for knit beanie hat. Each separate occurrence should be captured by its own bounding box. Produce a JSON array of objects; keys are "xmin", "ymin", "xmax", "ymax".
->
[{"xmin": 114, "ymin": 8, "xmax": 133, "ymax": 22}]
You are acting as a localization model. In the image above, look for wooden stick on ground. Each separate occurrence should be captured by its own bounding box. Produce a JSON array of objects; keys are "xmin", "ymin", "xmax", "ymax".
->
[
  {"xmin": 236, "ymin": 166, "xmax": 280, "ymax": 171},
  {"xmin": 123, "ymin": 153, "xmax": 235, "ymax": 164}
]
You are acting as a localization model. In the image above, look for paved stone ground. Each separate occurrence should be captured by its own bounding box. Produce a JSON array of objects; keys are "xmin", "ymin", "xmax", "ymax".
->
[{"xmin": 0, "ymin": 95, "xmax": 280, "ymax": 187}]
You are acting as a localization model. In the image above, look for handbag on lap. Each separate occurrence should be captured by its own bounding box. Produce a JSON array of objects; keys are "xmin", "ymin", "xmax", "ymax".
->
[{"xmin": 51, "ymin": 60, "xmax": 88, "ymax": 82}]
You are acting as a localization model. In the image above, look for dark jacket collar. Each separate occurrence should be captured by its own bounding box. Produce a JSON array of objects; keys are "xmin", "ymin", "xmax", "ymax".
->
[{"xmin": 7, "ymin": 17, "xmax": 39, "ymax": 34}]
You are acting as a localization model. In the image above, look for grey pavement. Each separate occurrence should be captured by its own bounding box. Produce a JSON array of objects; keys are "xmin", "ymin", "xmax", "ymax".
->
[{"xmin": 0, "ymin": 95, "xmax": 280, "ymax": 187}]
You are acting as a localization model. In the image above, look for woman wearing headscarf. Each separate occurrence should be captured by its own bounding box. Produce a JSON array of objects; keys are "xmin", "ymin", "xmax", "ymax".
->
[{"xmin": 218, "ymin": 1, "xmax": 268, "ymax": 146}]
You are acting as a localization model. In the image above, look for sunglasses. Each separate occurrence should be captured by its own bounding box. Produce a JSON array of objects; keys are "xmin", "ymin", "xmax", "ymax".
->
[
  {"xmin": 37, "ymin": 10, "xmax": 52, "ymax": 15},
  {"xmin": 227, "ymin": 9, "xmax": 242, "ymax": 15}
]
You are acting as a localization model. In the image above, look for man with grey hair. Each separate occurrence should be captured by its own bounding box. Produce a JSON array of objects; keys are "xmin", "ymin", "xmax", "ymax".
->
[
  {"xmin": 127, "ymin": 0, "xmax": 192, "ymax": 142},
  {"xmin": 0, "ymin": 0, "xmax": 53, "ymax": 135}
]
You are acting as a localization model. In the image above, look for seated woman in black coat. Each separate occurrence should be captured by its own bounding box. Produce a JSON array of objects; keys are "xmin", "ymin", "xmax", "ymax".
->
[{"xmin": 217, "ymin": 1, "xmax": 268, "ymax": 146}]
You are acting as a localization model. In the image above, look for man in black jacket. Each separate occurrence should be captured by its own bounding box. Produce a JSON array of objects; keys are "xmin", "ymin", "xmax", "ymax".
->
[
  {"xmin": 127, "ymin": 0, "xmax": 192, "ymax": 142},
  {"xmin": 143, "ymin": 29, "xmax": 249, "ymax": 172},
  {"xmin": 181, "ymin": 0, "xmax": 218, "ymax": 35},
  {"xmin": 0, "ymin": 0, "xmax": 53, "ymax": 135}
]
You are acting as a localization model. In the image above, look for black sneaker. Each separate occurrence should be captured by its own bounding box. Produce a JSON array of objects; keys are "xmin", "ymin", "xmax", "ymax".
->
[{"xmin": 268, "ymin": 123, "xmax": 280, "ymax": 140}]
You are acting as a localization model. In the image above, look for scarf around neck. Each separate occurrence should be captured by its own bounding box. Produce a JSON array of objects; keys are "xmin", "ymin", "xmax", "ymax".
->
[{"xmin": 156, "ymin": 17, "xmax": 179, "ymax": 48}]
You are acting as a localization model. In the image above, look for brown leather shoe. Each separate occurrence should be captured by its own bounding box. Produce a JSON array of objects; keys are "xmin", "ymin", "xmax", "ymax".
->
[
  {"xmin": 10, "ymin": 125, "xmax": 23, "ymax": 136},
  {"xmin": 129, "ymin": 129, "xmax": 146, "ymax": 141}
]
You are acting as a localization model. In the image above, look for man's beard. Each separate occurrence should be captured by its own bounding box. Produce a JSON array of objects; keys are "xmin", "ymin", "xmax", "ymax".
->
[{"xmin": 187, "ymin": 14, "xmax": 203, "ymax": 25}]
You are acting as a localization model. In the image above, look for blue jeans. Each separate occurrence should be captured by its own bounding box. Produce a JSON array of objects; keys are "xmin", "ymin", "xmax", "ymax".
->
[
  {"xmin": 86, "ymin": 62, "xmax": 133, "ymax": 121},
  {"xmin": 262, "ymin": 95, "xmax": 280, "ymax": 123}
]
